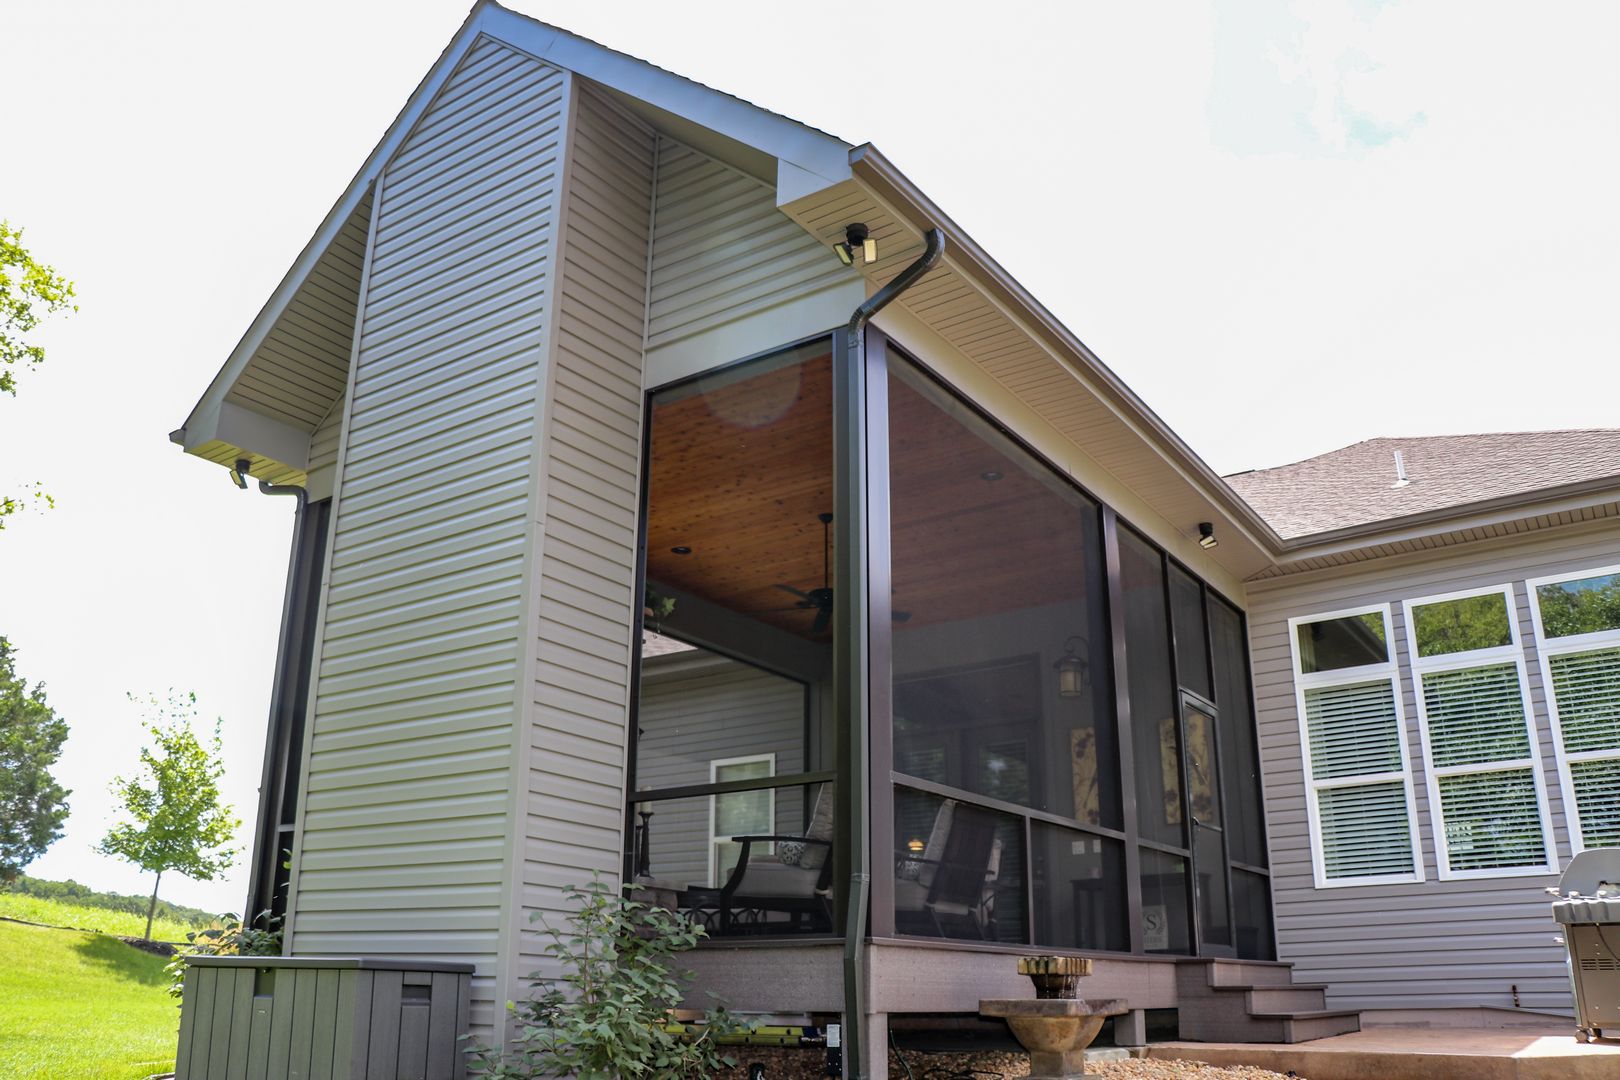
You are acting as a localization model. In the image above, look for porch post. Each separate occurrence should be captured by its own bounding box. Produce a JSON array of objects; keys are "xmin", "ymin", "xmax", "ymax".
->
[{"xmin": 1101, "ymin": 507, "xmax": 1146, "ymax": 953}]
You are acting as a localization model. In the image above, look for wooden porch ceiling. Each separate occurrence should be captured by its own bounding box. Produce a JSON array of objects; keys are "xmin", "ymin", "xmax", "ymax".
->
[{"xmin": 644, "ymin": 346, "xmax": 1092, "ymax": 640}]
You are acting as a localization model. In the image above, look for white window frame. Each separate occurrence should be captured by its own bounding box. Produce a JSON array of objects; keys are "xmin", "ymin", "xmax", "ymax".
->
[
  {"xmin": 1287, "ymin": 603, "xmax": 1425, "ymax": 889},
  {"xmin": 708, "ymin": 753, "xmax": 775, "ymax": 887},
  {"xmin": 1525, "ymin": 562, "xmax": 1620, "ymax": 855},
  {"xmin": 1400, "ymin": 584, "xmax": 1556, "ymax": 880}
]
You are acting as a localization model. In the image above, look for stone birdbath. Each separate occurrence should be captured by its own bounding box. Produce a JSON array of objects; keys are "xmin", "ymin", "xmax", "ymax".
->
[{"xmin": 980, "ymin": 956, "xmax": 1126, "ymax": 1079}]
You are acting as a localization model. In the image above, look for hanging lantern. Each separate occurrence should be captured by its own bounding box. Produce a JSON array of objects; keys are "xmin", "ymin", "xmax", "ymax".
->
[{"xmin": 1055, "ymin": 636, "xmax": 1088, "ymax": 698}]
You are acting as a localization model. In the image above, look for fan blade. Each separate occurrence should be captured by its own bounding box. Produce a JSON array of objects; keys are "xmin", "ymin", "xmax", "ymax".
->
[
  {"xmin": 773, "ymin": 583, "xmax": 814, "ymax": 601},
  {"xmin": 892, "ymin": 610, "xmax": 912, "ymax": 623},
  {"xmin": 811, "ymin": 606, "xmax": 830, "ymax": 634}
]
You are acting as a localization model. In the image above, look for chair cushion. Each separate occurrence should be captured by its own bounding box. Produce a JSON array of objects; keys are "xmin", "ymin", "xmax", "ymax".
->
[{"xmin": 732, "ymin": 860, "xmax": 823, "ymax": 899}]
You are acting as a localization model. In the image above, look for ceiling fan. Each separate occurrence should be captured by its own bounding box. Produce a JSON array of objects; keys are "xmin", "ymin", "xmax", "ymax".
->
[{"xmin": 765, "ymin": 513, "xmax": 911, "ymax": 633}]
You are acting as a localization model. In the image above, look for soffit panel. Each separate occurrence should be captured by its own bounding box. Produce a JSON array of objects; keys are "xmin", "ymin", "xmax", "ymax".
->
[
  {"xmin": 221, "ymin": 192, "xmax": 372, "ymax": 432},
  {"xmin": 781, "ymin": 179, "xmax": 1274, "ymax": 582}
]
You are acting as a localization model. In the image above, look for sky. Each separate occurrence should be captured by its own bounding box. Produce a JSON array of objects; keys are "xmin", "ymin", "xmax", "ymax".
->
[{"xmin": 1, "ymin": 0, "xmax": 1615, "ymax": 914}]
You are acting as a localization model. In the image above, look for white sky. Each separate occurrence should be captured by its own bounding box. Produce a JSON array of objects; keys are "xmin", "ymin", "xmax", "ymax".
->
[{"xmin": 1, "ymin": 0, "xmax": 1615, "ymax": 914}]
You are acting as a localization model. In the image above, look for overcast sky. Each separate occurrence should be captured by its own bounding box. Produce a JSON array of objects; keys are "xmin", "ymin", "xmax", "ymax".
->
[{"xmin": 2, "ymin": 0, "xmax": 1615, "ymax": 914}]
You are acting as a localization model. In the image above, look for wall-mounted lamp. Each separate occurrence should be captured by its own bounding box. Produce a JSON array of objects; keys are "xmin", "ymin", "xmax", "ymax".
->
[
  {"xmin": 907, "ymin": 837, "xmax": 926, "ymax": 854},
  {"xmin": 834, "ymin": 222, "xmax": 877, "ymax": 266},
  {"xmin": 1054, "ymin": 636, "xmax": 1088, "ymax": 698},
  {"xmin": 231, "ymin": 458, "xmax": 251, "ymax": 490},
  {"xmin": 1198, "ymin": 522, "xmax": 1218, "ymax": 550}
]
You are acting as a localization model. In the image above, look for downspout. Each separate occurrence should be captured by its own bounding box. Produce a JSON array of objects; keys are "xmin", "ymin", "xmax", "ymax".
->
[
  {"xmin": 242, "ymin": 468, "xmax": 309, "ymax": 923},
  {"xmin": 841, "ymin": 227, "xmax": 944, "ymax": 1079}
]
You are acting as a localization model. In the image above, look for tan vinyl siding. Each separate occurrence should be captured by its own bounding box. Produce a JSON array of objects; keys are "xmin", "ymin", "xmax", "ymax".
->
[
  {"xmin": 305, "ymin": 397, "xmax": 345, "ymax": 499},
  {"xmin": 225, "ymin": 194, "xmax": 371, "ymax": 430},
  {"xmin": 646, "ymin": 137, "xmax": 849, "ymax": 353},
  {"xmin": 288, "ymin": 37, "xmax": 567, "ymax": 1036},
  {"xmin": 1247, "ymin": 518, "xmax": 1620, "ymax": 1013},
  {"xmin": 517, "ymin": 84, "xmax": 654, "ymax": 988}
]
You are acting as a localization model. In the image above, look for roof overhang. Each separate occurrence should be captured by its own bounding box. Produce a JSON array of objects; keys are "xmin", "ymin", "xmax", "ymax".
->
[{"xmin": 173, "ymin": 0, "xmax": 853, "ymax": 484}]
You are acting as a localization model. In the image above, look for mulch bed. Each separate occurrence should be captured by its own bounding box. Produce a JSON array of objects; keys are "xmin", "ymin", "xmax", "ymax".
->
[{"xmin": 717, "ymin": 1047, "xmax": 1292, "ymax": 1078}]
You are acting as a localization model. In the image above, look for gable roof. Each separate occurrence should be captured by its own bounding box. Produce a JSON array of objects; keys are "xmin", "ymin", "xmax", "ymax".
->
[{"xmin": 1226, "ymin": 430, "xmax": 1620, "ymax": 540}]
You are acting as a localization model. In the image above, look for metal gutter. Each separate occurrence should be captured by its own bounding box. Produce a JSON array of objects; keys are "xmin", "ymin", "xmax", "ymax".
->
[
  {"xmin": 837, "ymin": 228, "xmax": 944, "ymax": 1080},
  {"xmin": 1268, "ymin": 473, "xmax": 1620, "ymax": 559}
]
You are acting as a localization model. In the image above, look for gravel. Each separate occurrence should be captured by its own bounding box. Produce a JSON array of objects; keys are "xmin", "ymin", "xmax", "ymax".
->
[{"xmin": 716, "ymin": 1047, "xmax": 1292, "ymax": 1079}]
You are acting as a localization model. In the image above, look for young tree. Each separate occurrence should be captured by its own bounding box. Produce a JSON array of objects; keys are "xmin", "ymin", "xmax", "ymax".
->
[
  {"xmin": 0, "ymin": 638, "xmax": 71, "ymax": 884},
  {"xmin": 1, "ymin": 220, "xmax": 77, "ymax": 527},
  {"xmin": 98, "ymin": 693, "xmax": 239, "ymax": 940}
]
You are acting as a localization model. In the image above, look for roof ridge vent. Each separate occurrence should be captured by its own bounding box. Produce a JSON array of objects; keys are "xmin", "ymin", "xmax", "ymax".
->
[{"xmin": 1392, "ymin": 449, "xmax": 1411, "ymax": 488}]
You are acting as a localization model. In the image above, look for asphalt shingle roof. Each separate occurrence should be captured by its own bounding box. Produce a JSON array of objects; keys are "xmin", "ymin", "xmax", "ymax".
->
[{"xmin": 1223, "ymin": 430, "xmax": 1620, "ymax": 540}]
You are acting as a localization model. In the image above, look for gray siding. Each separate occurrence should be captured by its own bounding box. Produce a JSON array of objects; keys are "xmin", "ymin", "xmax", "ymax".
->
[
  {"xmin": 646, "ymin": 137, "xmax": 849, "ymax": 353},
  {"xmin": 288, "ymin": 37, "xmax": 567, "ymax": 1035},
  {"xmin": 517, "ymin": 84, "xmax": 654, "ymax": 988},
  {"xmin": 638, "ymin": 654, "xmax": 808, "ymax": 888},
  {"xmin": 305, "ymin": 396, "xmax": 344, "ymax": 499},
  {"xmin": 1247, "ymin": 518, "xmax": 1620, "ymax": 1013}
]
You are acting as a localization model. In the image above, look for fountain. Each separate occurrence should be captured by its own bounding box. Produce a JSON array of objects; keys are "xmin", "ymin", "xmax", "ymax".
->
[{"xmin": 979, "ymin": 957, "xmax": 1127, "ymax": 1079}]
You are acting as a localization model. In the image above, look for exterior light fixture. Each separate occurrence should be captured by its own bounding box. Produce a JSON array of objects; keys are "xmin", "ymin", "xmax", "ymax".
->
[
  {"xmin": 671, "ymin": 546, "xmax": 692, "ymax": 555},
  {"xmin": 231, "ymin": 458, "xmax": 250, "ymax": 490},
  {"xmin": 907, "ymin": 837, "xmax": 926, "ymax": 854},
  {"xmin": 834, "ymin": 222, "xmax": 876, "ymax": 266},
  {"xmin": 1054, "ymin": 636, "xmax": 1088, "ymax": 698},
  {"xmin": 980, "ymin": 469, "xmax": 1003, "ymax": 482},
  {"xmin": 1198, "ymin": 522, "xmax": 1218, "ymax": 550}
]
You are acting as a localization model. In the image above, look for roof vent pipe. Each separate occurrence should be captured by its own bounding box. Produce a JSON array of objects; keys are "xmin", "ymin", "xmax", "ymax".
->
[{"xmin": 1392, "ymin": 449, "xmax": 1410, "ymax": 488}]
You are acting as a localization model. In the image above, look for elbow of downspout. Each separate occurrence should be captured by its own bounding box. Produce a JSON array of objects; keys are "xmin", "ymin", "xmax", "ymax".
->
[{"xmin": 847, "ymin": 228, "xmax": 945, "ymax": 337}]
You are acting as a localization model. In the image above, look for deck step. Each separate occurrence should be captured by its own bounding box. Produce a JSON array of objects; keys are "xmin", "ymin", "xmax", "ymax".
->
[
  {"xmin": 1203, "ymin": 959, "xmax": 1297, "ymax": 988},
  {"xmin": 1243, "ymin": 986, "xmax": 1329, "ymax": 1013},
  {"xmin": 1175, "ymin": 959, "xmax": 1361, "ymax": 1043}
]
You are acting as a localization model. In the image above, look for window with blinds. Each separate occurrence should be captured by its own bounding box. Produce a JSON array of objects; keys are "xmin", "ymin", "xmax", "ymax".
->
[
  {"xmin": 1403, "ymin": 586, "xmax": 1553, "ymax": 879},
  {"xmin": 1289, "ymin": 605, "xmax": 1422, "ymax": 887},
  {"xmin": 1528, "ymin": 564, "xmax": 1620, "ymax": 853}
]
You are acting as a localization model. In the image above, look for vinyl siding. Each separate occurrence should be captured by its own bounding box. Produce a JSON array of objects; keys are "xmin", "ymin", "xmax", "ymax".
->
[
  {"xmin": 645, "ymin": 137, "xmax": 851, "ymax": 365},
  {"xmin": 305, "ymin": 397, "xmax": 345, "ymax": 500},
  {"xmin": 517, "ymin": 84, "xmax": 654, "ymax": 990},
  {"xmin": 637, "ymin": 654, "xmax": 808, "ymax": 888},
  {"xmin": 288, "ymin": 37, "xmax": 567, "ymax": 1037},
  {"xmin": 1246, "ymin": 518, "xmax": 1620, "ymax": 1013}
]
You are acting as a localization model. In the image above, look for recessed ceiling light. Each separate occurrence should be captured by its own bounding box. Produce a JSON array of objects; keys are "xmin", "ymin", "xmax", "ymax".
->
[
  {"xmin": 671, "ymin": 546, "xmax": 692, "ymax": 555},
  {"xmin": 980, "ymin": 470, "xmax": 1003, "ymax": 482}
]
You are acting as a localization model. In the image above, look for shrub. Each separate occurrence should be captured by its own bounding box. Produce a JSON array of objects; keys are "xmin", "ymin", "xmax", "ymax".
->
[
  {"xmin": 164, "ymin": 911, "xmax": 283, "ymax": 1000},
  {"xmin": 470, "ymin": 876, "xmax": 743, "ymax": 1079}
]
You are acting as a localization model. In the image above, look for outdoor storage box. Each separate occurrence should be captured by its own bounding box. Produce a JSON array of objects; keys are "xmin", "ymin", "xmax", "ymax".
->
[{"xmin": 176, "ymin": 955, "xmax": 474, "ymax": 1080}]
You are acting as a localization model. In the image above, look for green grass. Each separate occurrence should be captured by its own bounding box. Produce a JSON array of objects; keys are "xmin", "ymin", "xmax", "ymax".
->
[
  {"xmin": 0, "ymin": 891, "xmax": 204, "ymax": 943},
  {"xmin": 0, "ymin": 919, "xmax": 179, "ymax": 1080}
]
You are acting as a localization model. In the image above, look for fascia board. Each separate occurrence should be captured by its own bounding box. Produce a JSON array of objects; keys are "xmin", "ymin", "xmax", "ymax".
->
[{"xmin": 480, "ymin": 5, "xmax": 852, "ymax": 184}]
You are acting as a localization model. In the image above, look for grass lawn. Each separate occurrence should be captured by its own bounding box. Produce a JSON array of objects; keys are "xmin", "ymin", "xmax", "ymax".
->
[
  {"xmin": 0, "ymin": 891, "xmax": 203, "ymax": 944},
  {"xmin": 0, "ymin": 918, "xmax": 180, "ymax": 1080}
]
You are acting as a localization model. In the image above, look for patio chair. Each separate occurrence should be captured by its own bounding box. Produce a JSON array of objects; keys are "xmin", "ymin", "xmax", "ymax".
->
[
  {"xmin": 716, "ymin": 784, "xmax": 835, "ymax": 933},
  {"xmin": 894, "ymin": 799, "xmax": 1003, "ymax": 939}
]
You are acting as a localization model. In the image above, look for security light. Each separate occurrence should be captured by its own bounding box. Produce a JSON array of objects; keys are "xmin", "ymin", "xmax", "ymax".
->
[
  {"xmin": 1198, "ymin": 522, "xmax": 1218, "ymax": 549},
  {"xmin": 231, "ymin": 458, "xmax": 250, "ymax": 490},
  {"xmin": 834, "ymin": 222, "xmax": 875, "ymax": 266}
]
